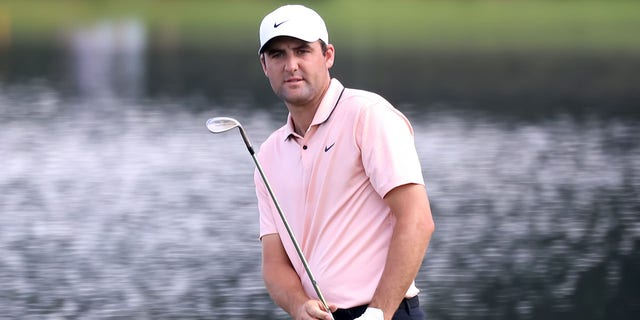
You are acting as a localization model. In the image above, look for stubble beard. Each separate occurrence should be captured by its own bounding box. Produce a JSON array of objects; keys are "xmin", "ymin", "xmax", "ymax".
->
[{"xmin": 277, "ymin": 83, "xmax": 318, "ymax": 108}]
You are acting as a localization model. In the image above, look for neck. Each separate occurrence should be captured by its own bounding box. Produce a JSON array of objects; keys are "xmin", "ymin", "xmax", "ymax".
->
[
  {"xmin": 290, "ymin": 109, "xmax": 315, "ymax": 137},
  {"xmin": 287, "ymin": 79, "xmax": 331, "ymax": 137}
]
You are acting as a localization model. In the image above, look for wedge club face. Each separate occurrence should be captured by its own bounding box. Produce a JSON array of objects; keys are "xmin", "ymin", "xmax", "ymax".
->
[
  {"xmin": 206, "ymin": 117, "xmax": 241, "ymax": 133},
  {"xmin": 206, "ymin": 116, "xmax": 254, "ymax": 154}
]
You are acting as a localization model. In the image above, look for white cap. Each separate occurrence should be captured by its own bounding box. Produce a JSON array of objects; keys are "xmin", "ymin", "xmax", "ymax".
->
[{"xmin": 258, "ymin": 5, "xmax": 328, "ymax": 54}]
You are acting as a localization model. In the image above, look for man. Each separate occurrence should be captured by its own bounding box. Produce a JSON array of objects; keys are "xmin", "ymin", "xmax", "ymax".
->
[{"xmin": 255, "ymin": 5, "xmax": 434, "ymax": 320}]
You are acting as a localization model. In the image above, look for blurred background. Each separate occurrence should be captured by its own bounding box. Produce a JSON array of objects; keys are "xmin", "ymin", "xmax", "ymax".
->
[{"xmin": 1, "ymin": 0, "xmax": 639, "ymax": 319}]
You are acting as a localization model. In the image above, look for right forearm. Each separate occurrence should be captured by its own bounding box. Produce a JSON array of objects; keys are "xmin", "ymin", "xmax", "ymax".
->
[{"xmin": 263, "ymin": 261, "xmax": 309, "ymax": 317}]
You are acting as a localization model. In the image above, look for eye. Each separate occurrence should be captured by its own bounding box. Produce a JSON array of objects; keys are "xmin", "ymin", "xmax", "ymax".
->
[
  {"xmin": 297, "ymin": 48, "xmax": 311, "ymax": 55},
  {"xmin": 268, "ymin": 51, "xmax": 283, "ymax": 58}
]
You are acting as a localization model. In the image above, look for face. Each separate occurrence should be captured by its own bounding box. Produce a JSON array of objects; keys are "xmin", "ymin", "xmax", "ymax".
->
[{"xmin": 260, "ymin": 37, "xmax": 335, "ymax": 109}]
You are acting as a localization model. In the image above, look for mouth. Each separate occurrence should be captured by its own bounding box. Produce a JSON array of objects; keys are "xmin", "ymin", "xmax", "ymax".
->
[{"xmin": 284, "ymin": 77, "xmax": 303, "ymax": 84}]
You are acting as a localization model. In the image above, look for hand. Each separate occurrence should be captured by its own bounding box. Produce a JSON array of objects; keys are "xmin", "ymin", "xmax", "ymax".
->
[
  {"xmin": 354, "ymin": 307, "xmax": 384, "ymax": 320},
  {"xmin": 296, "ymin": 299, "xmax": 337, "ymax": 320}
]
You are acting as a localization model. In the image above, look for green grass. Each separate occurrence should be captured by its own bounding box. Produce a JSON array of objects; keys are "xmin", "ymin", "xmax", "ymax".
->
[{"xmin": 1, "ymin": 0, "xmax": 639, "ymax": 51}]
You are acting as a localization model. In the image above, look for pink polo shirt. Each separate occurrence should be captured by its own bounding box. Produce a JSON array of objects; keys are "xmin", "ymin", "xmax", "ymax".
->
[{"xmin": 255, "ymin": 79, "xmax": 424, "ymax": 308}]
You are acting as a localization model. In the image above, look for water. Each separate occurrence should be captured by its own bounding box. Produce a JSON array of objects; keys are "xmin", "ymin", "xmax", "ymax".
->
[
  {"xmin": 1, "ymin": 21, "xmax": 639, "ymax": 320},
  {"xmin": 0, "ymin": 89, "xmax": 276, "ymax": 318}
]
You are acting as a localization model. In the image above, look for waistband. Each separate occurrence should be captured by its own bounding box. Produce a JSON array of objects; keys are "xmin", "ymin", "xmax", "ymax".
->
[
  {"xmin": 400, "ymin": 295, "xmax": 420, "ymax": 309},
  {"xmin": 333, "ymin": 295, "xmax": 420, "ymax": 319}
]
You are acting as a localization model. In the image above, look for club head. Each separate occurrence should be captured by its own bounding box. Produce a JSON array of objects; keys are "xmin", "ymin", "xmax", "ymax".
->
[{"xmin": 206, "ymin": 117, "xmax": 241, "ymax": 133}]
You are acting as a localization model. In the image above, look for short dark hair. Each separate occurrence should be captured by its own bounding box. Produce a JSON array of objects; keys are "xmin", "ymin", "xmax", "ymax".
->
[
  {"xmin": 319, "ymin": 40, "xmax": 328, "ymax": 56},
  {"xmin": 260, "ymin": 38, "xmax": 329, "ymax": 58}
]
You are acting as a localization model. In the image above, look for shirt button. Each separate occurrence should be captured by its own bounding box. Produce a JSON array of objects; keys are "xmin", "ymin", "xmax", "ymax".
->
[{"xmin": 303, "ymin": 145, "xmax": 308, "ymax": 150}]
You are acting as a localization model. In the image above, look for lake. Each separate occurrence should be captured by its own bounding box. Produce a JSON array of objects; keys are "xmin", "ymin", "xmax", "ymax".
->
[{"xmin": 1, "ymin": 19, "xmax": 638, "ymax": 319}]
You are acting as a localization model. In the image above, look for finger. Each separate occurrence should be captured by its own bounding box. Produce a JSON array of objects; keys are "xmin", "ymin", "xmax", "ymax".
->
[
  {"xmin": 303, "ymin": 300, "xmax": 330, "ymax": 320},
  {"xmin": 320, "ymin": 303, "xmax": 337, "ymax": 320},
  {"xmin": 313, "ymin": 302, "xmax": 333, "ymax": 320}
]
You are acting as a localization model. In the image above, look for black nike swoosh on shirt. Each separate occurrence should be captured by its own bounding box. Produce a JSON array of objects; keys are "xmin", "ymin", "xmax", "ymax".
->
[
  {"xmin": 274, "ymin": 20, "xmax": 288, "ymax": 28},
  {"xmin": 324, "ymin": 143, "xmax": 335, "ymax": 152}
]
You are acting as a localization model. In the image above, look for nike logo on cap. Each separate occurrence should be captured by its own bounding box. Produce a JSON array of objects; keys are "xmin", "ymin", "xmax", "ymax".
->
[{"xmin": 274, "ymin": 20, "xmax": 288, "ymax": 28}]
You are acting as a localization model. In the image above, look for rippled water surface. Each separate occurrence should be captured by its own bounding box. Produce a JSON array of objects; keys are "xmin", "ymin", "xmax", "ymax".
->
[
  {"xmin": 1, "ymin": 84, "xmax": 638, "ymax": 319},
  {"xmin": 1, "ymin": 17, "xmax": 639, "ymax": 319}
]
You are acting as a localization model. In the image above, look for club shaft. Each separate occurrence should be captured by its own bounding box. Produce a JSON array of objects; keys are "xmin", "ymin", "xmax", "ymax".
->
[
  {"xmin": 238, "ymin": 126, "xmax": 255, "ymax": 155},
  {"xmin": 248, "ymin": 143, "xmax": 334, "ymax": 319}
]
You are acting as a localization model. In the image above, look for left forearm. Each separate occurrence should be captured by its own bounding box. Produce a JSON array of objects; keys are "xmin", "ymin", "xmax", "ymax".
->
[
  {"xmin": 369, "ymin": 184, "xmax": 434, "ymax": 319},
  {"xmin": 369, "ymin": 216, "xmax": 432, "ymax": 317}
]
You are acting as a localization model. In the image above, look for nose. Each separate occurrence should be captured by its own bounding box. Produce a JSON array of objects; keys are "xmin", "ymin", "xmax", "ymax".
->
[{"xmin": 284, "ymin": 55, "xmax": 299, "ymax": 72}]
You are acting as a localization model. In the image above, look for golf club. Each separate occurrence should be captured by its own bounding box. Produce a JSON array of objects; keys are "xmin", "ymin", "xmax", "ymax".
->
[{"xmin": 206, "ymin": 117, "xmax": 334, "ymax": 319}]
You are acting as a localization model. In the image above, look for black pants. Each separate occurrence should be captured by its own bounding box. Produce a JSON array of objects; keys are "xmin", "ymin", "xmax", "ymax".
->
[{"xmin": 332, "ymin": 296, "xmax": 424, "ymax": 320}]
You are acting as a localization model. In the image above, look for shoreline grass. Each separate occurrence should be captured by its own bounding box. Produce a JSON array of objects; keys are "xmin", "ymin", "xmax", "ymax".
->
[{"xmin": 1, "ymin": 0, "xmax": 639, "ymax": 52}]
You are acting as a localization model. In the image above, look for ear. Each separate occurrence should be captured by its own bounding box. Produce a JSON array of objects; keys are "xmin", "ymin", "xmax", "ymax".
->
[
  {"xmin": 324, "ymin": 44, "xmax": 335, "ymax": 69},
  {"xmin": 260, "ymin": 54, "xmax": 268, "ymax": 76}
]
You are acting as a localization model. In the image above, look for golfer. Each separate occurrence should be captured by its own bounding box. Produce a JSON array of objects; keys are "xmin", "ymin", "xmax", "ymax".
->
[{"xmin": 255, "ymin": 5, "xmax": 434, "ymax": 320}]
